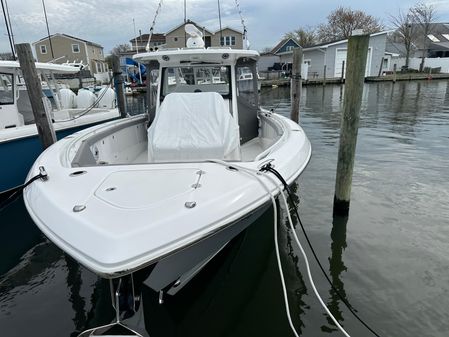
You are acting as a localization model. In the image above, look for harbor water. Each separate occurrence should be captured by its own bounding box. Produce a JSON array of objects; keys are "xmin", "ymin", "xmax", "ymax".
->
[{"xmin": 1, "ymin": 80, "xmax": 449, "ymax": 336}]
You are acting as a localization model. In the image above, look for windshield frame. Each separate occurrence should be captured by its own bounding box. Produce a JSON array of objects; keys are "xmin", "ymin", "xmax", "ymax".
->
[{"xmin": 160, "ymin": 64, "xmax": 232, "ymax": 101}]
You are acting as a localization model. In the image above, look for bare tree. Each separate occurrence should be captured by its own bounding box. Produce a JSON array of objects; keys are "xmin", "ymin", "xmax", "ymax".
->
[
  {"xmin": 317, "ymin": 7, "xmax": 383, "ymax": 43},
  {"xmin": 111, "ymin": 44, "xmax": 131, "ymax": 56},
  {"xmin": 390, "ymin": 9, "xmax": 417, "ymax": 68},
  {"xmin": 284, "ymin": 26, "xmax": 317, "ymax": 47},
  {"xmin": 411, "ymin": 2, "xmax": 437, "ymax": 71}
]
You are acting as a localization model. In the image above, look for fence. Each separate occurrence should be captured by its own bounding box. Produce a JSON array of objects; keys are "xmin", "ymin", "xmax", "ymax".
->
[{"xmin": 392, "ymin": 57, "xmax": 449, "ymax": 73}]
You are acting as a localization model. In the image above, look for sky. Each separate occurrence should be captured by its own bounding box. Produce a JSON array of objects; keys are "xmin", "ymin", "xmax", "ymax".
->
[{"xmin": 1, "ymin": 0, "xmax": 449, "ymax": 55}]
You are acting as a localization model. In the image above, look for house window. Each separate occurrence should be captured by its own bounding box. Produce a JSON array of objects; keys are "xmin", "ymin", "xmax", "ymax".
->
[
  {"xmin": 96, "ymin": 62, "xmax": 102, "ymax": 73},
  {"xmin": 40, "ymin": 45, "xmax": 47, "ymax": 54},
  {"xmin": 286, "ymin": 45, "xmax": 294, "ymax": 51},
  {"xmin": 174, "ymin": 37, "xmax": 178, "ymax": 42},
  {"xmin": 220, "ymin": 36, "xmax": 236, "ymax": 46},
  {"xmin": 72, "ymin": 44, "xmax": 80, "ymax": 53}
]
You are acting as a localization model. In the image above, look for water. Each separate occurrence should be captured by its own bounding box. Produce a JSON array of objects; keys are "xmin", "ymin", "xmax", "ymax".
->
[{"xmin": 1, "ymin": 80, "xmax": 449, "ymax": 336}]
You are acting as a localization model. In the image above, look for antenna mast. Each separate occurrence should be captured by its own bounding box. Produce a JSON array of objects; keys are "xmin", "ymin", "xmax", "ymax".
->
[
  {"xmin": 234, "ymin": 0, "xmax": 249, "ymax": 49},
  {"xmin": 42, "ymin": 0, "xmax": 54, "ymax": 58},
  {"xmin": 0, "ymin": 0, "xmax": 15, "ymax": 58},
  {"xmin": 218, "ymin": 0, "xmax": 223, "ymax": 46}
]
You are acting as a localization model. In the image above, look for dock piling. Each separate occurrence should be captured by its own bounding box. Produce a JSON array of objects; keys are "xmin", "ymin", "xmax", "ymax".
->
[
  {"xmin": 393, "ymin": 64, "xmax": 397, "ymax": 83},
  {"xmin": 290, "ymin": 47, "xmax": 303, "ymax": 123},
  {"xmin": 340, "ymin": 60, "xmax": 345, "ymax": 83},
  {"xmin": 16, "ymin": 43, "xmax": 56, "ymax": 150},
  {"xmin": 323, "ymin": 65, "xmax": 327, "ymax": 86},
  {"xmin": 333, "ymin": 34, "xmax": 369, "ymax": 216},
  {"xmin": 112, "ymin": 55, "xmax": 127, "ymax": 118}
]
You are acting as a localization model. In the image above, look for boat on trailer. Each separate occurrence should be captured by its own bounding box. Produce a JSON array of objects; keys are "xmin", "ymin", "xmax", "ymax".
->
[
  {"xmin": 0, "ymin": 60, "xmax": 119, "ymax": 192},
  {"xmin": 23, "ymin": 25, "xmax": 311, "ymax": 336}
]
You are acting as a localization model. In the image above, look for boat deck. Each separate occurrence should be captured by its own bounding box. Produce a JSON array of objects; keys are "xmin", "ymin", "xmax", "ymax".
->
[{"xmin": 131, "ymin": 137, "xmax": 267, "ymax": 164}]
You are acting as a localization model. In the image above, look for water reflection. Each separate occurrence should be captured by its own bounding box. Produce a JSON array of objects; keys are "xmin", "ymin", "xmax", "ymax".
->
[{"xmin": 322, "ymin": 215, "xmax": 349, "ymax": 333}]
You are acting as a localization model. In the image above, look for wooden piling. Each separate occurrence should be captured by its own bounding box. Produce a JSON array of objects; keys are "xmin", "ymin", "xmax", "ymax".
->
[
  {"xmin": 290, "ymin": 47, "xmax": 302, "ymax": 123},
  {"xmin": 333, "ymin": 34, "xmax": 369, "ymax": 216},
  {"xmin": 340, "ymin": 60, "xmax": 345, "ymax": 83},
  {"xmin": 16, "ymin": 43, "xmax": 56, "ymax": 149},
  {"xmin": 323, "ymin": 65, "xmax": 327, "ymax": 86},
  {"xmin": 112, "ymin": 55, "xmax": 127, "ymax": 118},
  {"xmin": 392, "ymin": 64, "xmax": 397, "ymax": 83}
]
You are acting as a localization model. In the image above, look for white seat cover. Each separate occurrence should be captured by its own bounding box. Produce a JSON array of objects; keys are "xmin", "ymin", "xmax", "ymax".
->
[{"xmin": 148, "ymin": 92, "xmax": 240, "ymax": 162}]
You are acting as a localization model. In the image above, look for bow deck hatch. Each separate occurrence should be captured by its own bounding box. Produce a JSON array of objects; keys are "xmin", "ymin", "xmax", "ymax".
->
[{"xmin": 94, "ymin": 168, "xmax": 202, "ymax": 209}]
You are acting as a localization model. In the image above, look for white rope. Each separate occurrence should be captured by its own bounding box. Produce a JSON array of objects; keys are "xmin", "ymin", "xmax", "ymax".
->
[
  {"xmin": 146, "ymin": 0, "xmax": 164, "ymax": 52},
  {"xmin": 207, "ymin": 160, "xmax": 351, "ymax": 337}
]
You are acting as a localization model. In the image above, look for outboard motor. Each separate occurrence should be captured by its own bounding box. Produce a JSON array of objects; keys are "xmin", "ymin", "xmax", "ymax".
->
[
  {"xmin": 59, "ymin": 88, "xmax": 76, "ymax": 109},
  {"xmin": 76, "ymin": 89, "xmax": 97, "ymax": 109},
  {"xmin": 97, "ymin": 87, "xmax": 116, "ymax": 108}
]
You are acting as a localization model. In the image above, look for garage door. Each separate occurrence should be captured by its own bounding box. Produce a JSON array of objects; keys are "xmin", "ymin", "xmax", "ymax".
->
[{"xmin": 334, "ymin": 48, "xmax": 372, "ymax": 78}]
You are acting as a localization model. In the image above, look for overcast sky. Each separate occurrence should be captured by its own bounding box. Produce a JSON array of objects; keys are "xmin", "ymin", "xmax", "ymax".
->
[{"xmin": 2, "ymin": 0, "xmax": 449, "ymax": 55}]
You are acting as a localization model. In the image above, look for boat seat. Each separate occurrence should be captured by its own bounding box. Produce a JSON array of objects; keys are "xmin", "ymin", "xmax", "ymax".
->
[{"xmin": 147, "ymin": 92, "xmax": 241, "ymax": 162}]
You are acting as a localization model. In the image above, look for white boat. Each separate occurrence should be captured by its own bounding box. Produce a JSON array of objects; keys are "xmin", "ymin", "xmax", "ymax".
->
[
  {"xmin": 24, "ymin": 24, "xmax": 310, "ymax": 297},
  {"xmin": 0, "ymin": 60, "xmax": 120, "ymax": 192}
]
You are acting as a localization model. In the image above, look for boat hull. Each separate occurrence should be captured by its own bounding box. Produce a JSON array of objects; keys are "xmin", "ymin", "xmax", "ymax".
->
[{"xmin": 24, "ymin": 113, "xmax": 311, "ymax": 279}]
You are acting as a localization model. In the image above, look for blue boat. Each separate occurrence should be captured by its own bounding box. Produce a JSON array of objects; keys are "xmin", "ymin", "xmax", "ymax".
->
[{"xmin": 0, "ymin": 61, "xmax": 120, "ymax": 192}]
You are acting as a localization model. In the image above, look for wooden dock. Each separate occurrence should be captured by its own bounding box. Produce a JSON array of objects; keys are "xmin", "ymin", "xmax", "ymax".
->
[{"xmin": 260, "ymin": 73, "xmax": 449, "ymax": 88}]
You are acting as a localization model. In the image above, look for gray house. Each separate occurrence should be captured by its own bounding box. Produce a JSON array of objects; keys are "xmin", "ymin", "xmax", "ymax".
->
[
  {"xmin": 305, "ymin": 31, "xmax": 387, "ymax": 78},
  {"xmin": 276, "ymin": 31, "xmax": 388, "ymax": 78}
]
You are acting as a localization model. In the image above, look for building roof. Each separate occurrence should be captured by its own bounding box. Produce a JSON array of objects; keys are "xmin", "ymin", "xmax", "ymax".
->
[
  {"xmin": 303, "ymin": 30, "xmax": 390, "ymax": 51},
  {"xmin": 33, "ymin": 33, "xmax": 103, "ymax": 49},
  {"xmin": 214, "ymin": 26, "xmax": 243, "ymax": 35},
  {"xmin": 130, "ymin": 33, "xmax": 166, "ymax": 44},
  {"xmin": 165, "ymin": 19, "xmax": 214, "ymax": 36},
  {"xmin": 271, "ymin": 38, "xmax": 300, "ymax": 54}
]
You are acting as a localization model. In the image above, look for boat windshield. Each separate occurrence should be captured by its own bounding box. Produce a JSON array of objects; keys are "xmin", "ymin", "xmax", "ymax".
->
[
  {"xmin": 0, "ymin": 73, "xmax": 14, "ymax": 105},
  {"xmin": 162, "ymin": 65, "xmax": 231, "ymax": 98}
]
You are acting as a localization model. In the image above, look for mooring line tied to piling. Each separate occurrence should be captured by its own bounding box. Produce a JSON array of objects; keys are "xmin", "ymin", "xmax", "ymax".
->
[
  {"xmin": 0, "ymin": 166, "xmax": 48, "ymax": 212},
  {"xmin": 209, "ymin": 159, "xmax": 383, "ymax": 337}
]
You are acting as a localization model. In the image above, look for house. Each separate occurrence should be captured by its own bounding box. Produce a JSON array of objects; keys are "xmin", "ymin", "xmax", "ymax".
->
[
  {"xmin": 33, "ymin": 33, "xmax": 109, "ymax": 83},
  {"xmin": 417, "ymin": 23, "xmax": 449, "ymax": 58},
  {"xmin": 258, "ymin": 38, "xmax": 300, "ymax": 72},
  {"xmin": 130, "ymin": 20, "xmax": 244, "ymax": 51},
  {"xmin": 290, "ymin": 32, "xmax": 388, "ymax": 78},
  {"xmin": 130, "ymin": 33, "xmax": 166, "ymax": 52},
  {"xmin": 212, "ymin": 27, "xmax": 244, "ymax": 49}
]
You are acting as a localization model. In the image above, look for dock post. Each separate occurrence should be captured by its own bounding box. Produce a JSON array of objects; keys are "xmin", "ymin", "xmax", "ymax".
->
[
  {"xmin": 112, "ymin": 55, "xmax": 127, "ymax": 118},
  {"xmin": 378, "ymin": 57, "xmax": 384, "ymax": 77},
  {"xmin": 290, "ymin": 47, "xmax": 302, "ymax": 123},
  {"xmin": 323, "ymin": 65, "xmax": 327, "ymax": 86},
  {"xmin": 340, "ymin": 60, "xmax": 345, "ymax": 83},
  {"xmin": 392, "ymin": 64, "xmax": 397, "ymax": 83},
  {"xmin": 333, "ymin": 34, "xmax": 369, "ymax": 216},
  {"xmin": 16, "ymin": 43, "xmax": 56, "ymax": 150}
]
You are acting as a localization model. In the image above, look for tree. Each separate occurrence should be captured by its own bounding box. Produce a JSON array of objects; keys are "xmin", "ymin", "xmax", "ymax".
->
[
  {"xmin": 317, "ymin": 7, "xmax": 383, "ymax": 43},
  {"xmin": 411, "ymin": 2, "xmax": 437, "ymax": 71},
  {"xmin": 390, "ymin": 9, "xmax": 417, "ymax": 68},
  {"xmin": 284, "ymin": 26, "xmax": 317, "ymax": 47},
  {"xmin": 111, "ymin": 43, "xmax": 131, "ymax": 56}
]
